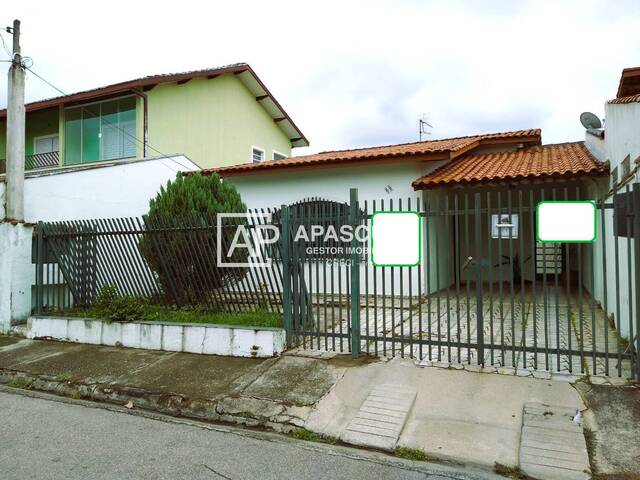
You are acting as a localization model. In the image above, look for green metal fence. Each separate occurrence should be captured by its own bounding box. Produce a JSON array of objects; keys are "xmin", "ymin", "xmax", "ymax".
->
[
  {"xmin": 33, "ymin": 184, "xmax": 640, "ymax": 380},
  {"xmin": 34, "ymin": 213, "xmax": 285, "ymax": 315}
]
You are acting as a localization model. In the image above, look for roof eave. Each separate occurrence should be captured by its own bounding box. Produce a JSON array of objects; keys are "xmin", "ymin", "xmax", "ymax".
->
[{"xmin": 0, "ymin": 63, "xmax": 309, "ymax": 147}]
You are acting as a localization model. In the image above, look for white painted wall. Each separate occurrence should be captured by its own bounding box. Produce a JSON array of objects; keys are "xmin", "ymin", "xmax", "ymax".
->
[
  {"xmin": 0, "ymin": 155, "xmax": 199, "ymax": 223},
  {"xmin": 227, "ymin": 160, "xmax": 448, "ymax": 208},
  {"xmin": 586, "ymin": 101, "xmax": 640, "ymax": 339}
]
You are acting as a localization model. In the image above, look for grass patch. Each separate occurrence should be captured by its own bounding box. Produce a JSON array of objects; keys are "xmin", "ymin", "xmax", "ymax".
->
[
  {"xmin": 54, "ymin": 372, "xmax": 73, "ymax": 382},
  {"xmin": 494, "ymin": 462, "xmax": 526, "ymax": 479},
  {"xmin": 395, "ymin": 447, "xmax": 429, "ymax": 462},
  {"xmin": 289, "ymin": 428, "xmax": 337, "ymax": 444},
  {"xmin": 60, "ymin": 284, "xmax": 282, "ymax": 328},
  {"xmin": 7, "ymin": 377, "xmax": 33, "ymax": 390},
  {"xmin": 67, "ymin": 306, "xmax": 282, "ymax": 328}
]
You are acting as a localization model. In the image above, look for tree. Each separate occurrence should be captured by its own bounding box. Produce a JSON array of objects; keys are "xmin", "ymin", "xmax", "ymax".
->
[{"xmin": 139, "ymin": 172, "xmax": 248, "ymax": 306}]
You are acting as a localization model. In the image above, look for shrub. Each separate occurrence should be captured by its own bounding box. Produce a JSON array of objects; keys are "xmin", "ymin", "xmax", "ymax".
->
[{"xmin": 139, "ymin": 172, "xmax": 248, "ymax": 305}]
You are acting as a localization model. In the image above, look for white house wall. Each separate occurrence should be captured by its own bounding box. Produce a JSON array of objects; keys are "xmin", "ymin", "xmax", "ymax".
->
[
  {"xmin": 227, "ymin": 160, "xmax": 449, "ymax": 296},
  {"xmin": 0, "ymin": 155, "xmax": 199, "ymax": 224},
  {"xmin": 585, "ymin": 101, "xmax": 640, "ymax": 339}
]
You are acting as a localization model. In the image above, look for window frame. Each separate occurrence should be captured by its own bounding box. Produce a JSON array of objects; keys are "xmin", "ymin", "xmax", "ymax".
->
[
  {"xmin": 251, "ymin": 146, "xmax": 266, "ymax": 163},
  {"xmin": 33, "ymin": 133, "xmax": 60, "ymax": 155},
  {"xmin": 63, "ymin": 94, "xmax": 137, "ymax": 165},
  {"xmin": 272, "ymin": 150, "xmax": 288, "ymax": 161}
]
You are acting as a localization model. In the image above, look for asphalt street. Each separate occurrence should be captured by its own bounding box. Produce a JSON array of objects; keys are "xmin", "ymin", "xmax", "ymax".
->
[{"xmin": 0, "ymin": 388, "xmax": 498, "ymax": 480}]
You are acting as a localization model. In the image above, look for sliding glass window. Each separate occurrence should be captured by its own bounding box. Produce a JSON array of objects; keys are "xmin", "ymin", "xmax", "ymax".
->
[{"xmin": 64, "ymin": 96, "xmax": 137, "ymax": 165}]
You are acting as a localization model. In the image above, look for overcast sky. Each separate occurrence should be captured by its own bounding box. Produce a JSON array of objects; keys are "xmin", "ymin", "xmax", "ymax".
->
[{"xmin": 2, "ymin": 0, "xmax": 639, "ymax": 155}]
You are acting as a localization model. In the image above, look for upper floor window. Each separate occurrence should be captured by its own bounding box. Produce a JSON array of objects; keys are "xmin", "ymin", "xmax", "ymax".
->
[
  {"xmin": 64, "ymin": 96, "xmax": 136, "ymax": 165},
  {"xmin": 34, "ymin": 134, "xmax": 59, "ymax": 154},
  {"xmin": 273, "ymin": 151, "xmax": 287, "ymax": 161},
  {"xmin": 252, "ymin": 147, "xmax": 265, "ymax": 163}
]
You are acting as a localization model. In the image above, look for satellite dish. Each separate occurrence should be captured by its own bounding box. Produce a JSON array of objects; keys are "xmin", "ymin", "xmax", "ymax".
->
[{"xmin": 580, "ymin": 112, "xmax": 602, "ymax": 130}]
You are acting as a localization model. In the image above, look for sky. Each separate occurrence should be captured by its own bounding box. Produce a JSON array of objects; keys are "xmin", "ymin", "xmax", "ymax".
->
[{"xmin": 1, "ymin": 0, "xmax": 639, "ymax": 156}]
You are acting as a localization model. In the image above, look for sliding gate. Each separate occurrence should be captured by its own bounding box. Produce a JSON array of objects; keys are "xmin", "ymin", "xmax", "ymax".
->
[{"xmin": 283, "ymin": 186, "xmax": 640, "ymax": 380}]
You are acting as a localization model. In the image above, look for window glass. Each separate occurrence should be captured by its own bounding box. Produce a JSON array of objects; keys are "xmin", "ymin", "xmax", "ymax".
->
[
  {"xmin": 64, "ymin": 96, "xmax": 137, "ymax": 165},
  {"xmin": 252, "ymin": 148, "xmax": 264, "ymax": 162},
  {"xmin": 64, "ymin": 108, "xmax": 82, "ymax": 165},
  {"xmin": 82, "ymin": 104, "xmax": 100, "ymax": 163}
]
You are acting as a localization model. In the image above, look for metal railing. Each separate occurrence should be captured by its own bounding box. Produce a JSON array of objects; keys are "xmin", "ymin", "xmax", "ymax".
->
[
  {"xmin": 34, "ymin": 214, "xmax": 285, "ymax": 315},
  {"xmin": 0, "ymin": 151, "xmax": 60, "ymax": 174}
]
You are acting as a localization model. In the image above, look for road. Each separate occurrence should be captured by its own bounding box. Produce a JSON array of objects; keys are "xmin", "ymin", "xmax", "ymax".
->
[{"xmin": 0, "ymin": 388, "xmax": 496, "ymax": 480}]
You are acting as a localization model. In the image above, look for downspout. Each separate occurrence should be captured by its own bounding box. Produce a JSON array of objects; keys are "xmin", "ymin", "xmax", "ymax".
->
[{"xmin": 131, "ymin": 88, "xmax": 148, "ymax": 158}]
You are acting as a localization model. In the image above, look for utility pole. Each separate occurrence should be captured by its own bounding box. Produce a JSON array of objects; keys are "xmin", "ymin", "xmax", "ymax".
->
[
  {"xmin": 0, "ymin": 19, "xmax": 30, "ymax": 335},
  {"xmin": 5, "ymin": 19, "xmax": 25, "ymax": 222}
]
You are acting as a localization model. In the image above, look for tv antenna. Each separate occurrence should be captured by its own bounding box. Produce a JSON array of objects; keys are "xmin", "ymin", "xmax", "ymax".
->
[{"xmin": 418, "ymin": 114, "xmax": 432, "ymax": 142}]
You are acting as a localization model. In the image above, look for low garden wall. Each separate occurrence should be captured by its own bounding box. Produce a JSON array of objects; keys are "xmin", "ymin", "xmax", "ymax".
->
[{"xmin": 27, "ymin": 316, "xmax": 286, "ymax": 358}]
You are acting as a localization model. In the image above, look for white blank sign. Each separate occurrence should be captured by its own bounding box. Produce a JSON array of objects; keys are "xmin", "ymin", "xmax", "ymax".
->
[
  {"xmin": 371, "ymin": 212, "xmax": 420, "ymax": 266},
  {"xmin": 537, "ymin": 201, "xmax": 596, "ymax": 242}
]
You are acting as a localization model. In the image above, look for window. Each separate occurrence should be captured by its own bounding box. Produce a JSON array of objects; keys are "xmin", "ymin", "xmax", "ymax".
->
[
  {"xmin": 272, "ymin": 151, "xmax": 287, "ymax": 161},
  {"xmin": 34, "ymin": 134, "xmax": 59, "ymax": 154},
  {"xmin": 64, "ymin": 96, "xmax": 136, "ymax": 165},
  {"xmin": 252, "ymin": 147, "xmax": 265, "ymax": 163},
  {"xmin": 611, "ymin": 166, "xmax": 618, "ymax": 187}
]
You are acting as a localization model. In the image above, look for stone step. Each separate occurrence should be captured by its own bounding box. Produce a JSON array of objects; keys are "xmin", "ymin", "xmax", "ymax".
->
[
  {"xmin": 519, "ymin": 402, "xmax": 590, "ymax": 480},
  {"xmin": 340, "ymin": 384, "xmax": 417, "ymax": 451}
]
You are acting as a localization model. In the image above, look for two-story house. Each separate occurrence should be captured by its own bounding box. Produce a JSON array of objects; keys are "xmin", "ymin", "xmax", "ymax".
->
[
  {"xmin": 0, "ymin": 63, "xmax": 307, "ymax": 222},
  {"xmin": 0, "ymin": 63, "xmax": 308, "ymax": 172}
]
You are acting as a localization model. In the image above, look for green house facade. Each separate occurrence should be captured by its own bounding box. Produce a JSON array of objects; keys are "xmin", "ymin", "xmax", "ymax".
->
[{"xmin": 0, "ymin": 63, "xmax": 307, "ymax": 172}]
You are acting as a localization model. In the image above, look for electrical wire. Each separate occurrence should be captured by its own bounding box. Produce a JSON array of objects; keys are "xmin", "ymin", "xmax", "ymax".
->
[{"xmin": 0, "ymin": 31, "xmax": 10, "ymax": 57}]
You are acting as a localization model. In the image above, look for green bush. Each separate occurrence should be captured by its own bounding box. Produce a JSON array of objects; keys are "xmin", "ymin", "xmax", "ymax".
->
[
  {"xmin": 139, "ymin": 172, "xmax": 248, "ymax": 304},
  {"xmin": 91, "ymin": 285, "xmax": 148, "ymax": 322}
]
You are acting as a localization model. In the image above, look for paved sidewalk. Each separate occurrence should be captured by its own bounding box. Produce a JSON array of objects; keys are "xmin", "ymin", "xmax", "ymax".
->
[
  {"xmin": 0, "ymin": 334, "xmax": 595, "ymax": 476},
  {"xmin": 0, "ymin": 335, "xmax": 348, "ymax": 431},
  {"xmin": 306, "ymin": 355, "xmax": 586, "ymax": 470}
]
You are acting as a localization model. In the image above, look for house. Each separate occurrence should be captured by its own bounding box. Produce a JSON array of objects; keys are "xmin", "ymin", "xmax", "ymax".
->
[
  {"xmin": 0, "ymin": 63, "xmax": 307, "ymax": 173},
  {"xmin": 0, "ymin": 63, "xmax": 307, "ymax": 222}
]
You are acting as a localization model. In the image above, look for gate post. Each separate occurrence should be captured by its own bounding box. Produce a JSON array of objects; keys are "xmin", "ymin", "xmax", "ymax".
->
[
  {"xmin": 349, "ymin": 188, "xmax": 361, "ymax": 358},
  {"xmin": 281, "ymin": 205, "xmax": 293, "ymax": 346},
  {"xmin": 632, "ymin": 184, "xmax": 640, "ymax": 380},
  {"xmin": 474, "ymin": 193, "xmax": 485, "ymax": 365},
  {"xmin": 35, "ymin": 222, "xmax": 44, "ymax": 315}
]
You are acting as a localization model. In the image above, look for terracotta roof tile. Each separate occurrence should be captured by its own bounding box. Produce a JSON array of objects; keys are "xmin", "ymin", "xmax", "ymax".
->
[
  {"xmin": 211, "ymin": 129, "xmax": 541, "ymax": 176},
  {"xmin": 412, "ymin": 142, "xmax": 607, "ymax": 189},
  {"xmin": 608, "ymin": 94, "xmax": 640, "ymax": 104}
]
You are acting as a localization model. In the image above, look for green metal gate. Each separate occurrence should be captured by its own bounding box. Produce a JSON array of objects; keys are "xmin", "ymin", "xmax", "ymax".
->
[{"xmin": 280, "ymin": 185, "xmax": 640, "ymax": 380}]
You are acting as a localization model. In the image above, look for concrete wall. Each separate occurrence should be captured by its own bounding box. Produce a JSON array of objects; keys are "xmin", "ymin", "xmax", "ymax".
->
[
  {"xmin": 27, "ymin": 316, "xmax": 286, "ymax": 358},
  {"xmin": 0, "ymin": 155, "xmax": 199, "ymax": 223},
  {"xmin": 147, "ymin": 74, "xmax": 292, "ymax": 169}
]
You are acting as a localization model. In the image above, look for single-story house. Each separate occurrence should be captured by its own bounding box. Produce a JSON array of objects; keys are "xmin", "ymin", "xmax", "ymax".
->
[{"xmin": 205, "ymin": 66, "xmax": 639, "ymax": 347}]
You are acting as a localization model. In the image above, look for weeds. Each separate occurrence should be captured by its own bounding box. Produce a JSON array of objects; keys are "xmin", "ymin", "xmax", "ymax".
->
[
  {"xmin": 7, "ymin": 377, "xmax": 33, "ymax": 390},
  {"xmin": 289, "ymin": 428, "xmax": 337, "ymax": 444},
  {"xmin": 395, "ymin": 447, "xmax": 429, "ymax": 461},
  {"xmin": 494, "ymin": 462, "xmax": 526, "ymax": 479}
]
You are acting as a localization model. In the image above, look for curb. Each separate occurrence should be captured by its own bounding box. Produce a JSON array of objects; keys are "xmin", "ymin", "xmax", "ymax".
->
[
  {"xmin": 0, "ymin": 368, "xmax": 306, "ymax": 433},
  {"xmin": 0, "ymin": 384, "xmax": 502, "ymax": 480}
]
